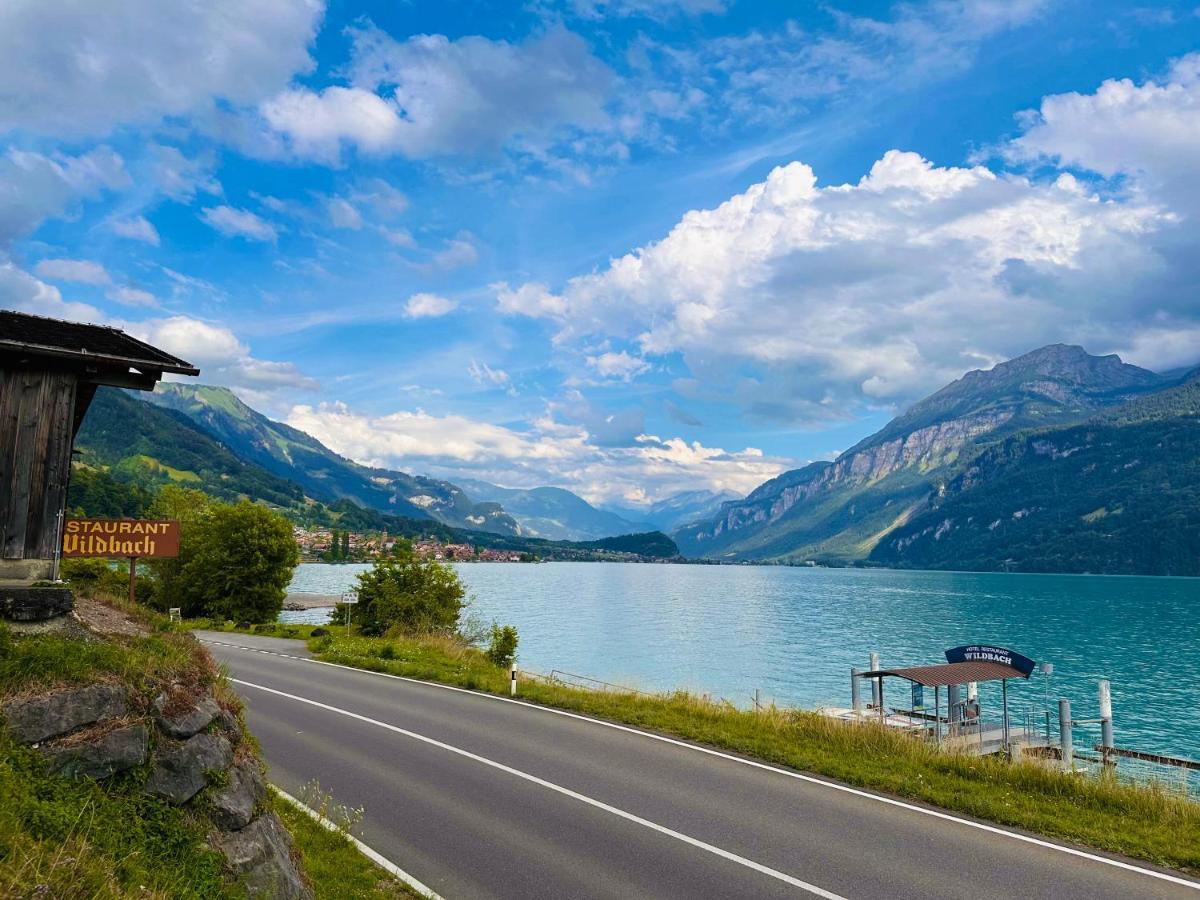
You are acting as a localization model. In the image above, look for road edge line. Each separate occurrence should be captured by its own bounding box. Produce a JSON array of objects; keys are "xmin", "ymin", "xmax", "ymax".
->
[
  {"xmin": 270, "ymin": 783, "xmax": 443, "ymax": 900},
  {"xmin": 203, "ymin": 636, "xmax": 1200, "ymax": 892}
]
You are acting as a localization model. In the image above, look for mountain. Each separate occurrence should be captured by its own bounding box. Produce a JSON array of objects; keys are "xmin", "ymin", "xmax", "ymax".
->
[
  {"xmin": 675, "ymin": 345, "xmax": 1169, "ymax": 564},
  {"xmin": 148, "ymin": 384, "xmax": 521, "ymax": 535},
  {"xmin": 872, "ymin": 372, "xmax": 1200, "ymax": 575},
  {"xmin": 73, "ymin": 388, "xmax": 308, "ymax": 511},
  {"xmin": 452, "ymin": 479, "xmax": 647, "ymax": 541},
  {"xmin": 601, "ymin": 489, "xmax": 742, "ymax": 532}
]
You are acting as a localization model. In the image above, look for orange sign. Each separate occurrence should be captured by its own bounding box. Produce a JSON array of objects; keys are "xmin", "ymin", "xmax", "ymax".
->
[{"xmin": 63, "ymin": 519, "xmax": 180, "ymax": 559}]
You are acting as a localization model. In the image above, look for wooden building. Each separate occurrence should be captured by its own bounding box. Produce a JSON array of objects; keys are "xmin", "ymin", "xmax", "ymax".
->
[{"xmin": 0, "ymin": 311, "xmax": 198, "ymax": 583}]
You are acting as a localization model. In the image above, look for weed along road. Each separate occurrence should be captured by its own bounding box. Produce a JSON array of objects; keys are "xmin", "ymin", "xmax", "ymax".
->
[{"xmin": 198, "ymin": 632, "xmax": 1200, "ymax": 900}]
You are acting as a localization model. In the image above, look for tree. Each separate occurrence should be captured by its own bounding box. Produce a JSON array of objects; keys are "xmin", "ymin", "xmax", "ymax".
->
[
  {"xmin": 341, "ymin": 530, "xmax": 350, "ymax": 560},
  {"xmin": 159, "ymin": 499, "xmax": 299, "ymax": 622},
  {"xmin": 485, "ymin": 624, "xmax": 519, "ymax": 668},
  {"xmin": 328, "ymin": 529, "xmax": 341, "ymax": 561},
  {"xmin": 348, "ymin": 546, "xmax": 465, "ymax": 636},
  {"xmin": 147, "ymin": 486, "xmax": 215, "ymax": 606}
]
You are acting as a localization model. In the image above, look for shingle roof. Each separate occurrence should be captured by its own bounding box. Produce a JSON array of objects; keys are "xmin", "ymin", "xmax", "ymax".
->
[
  {"xmin": 0, "ymin": 310, "xmax": 199, "ymax": 375},
  {"xmin": 861, "ymin": 660, "xmax": 1030, "ymax": 687}
]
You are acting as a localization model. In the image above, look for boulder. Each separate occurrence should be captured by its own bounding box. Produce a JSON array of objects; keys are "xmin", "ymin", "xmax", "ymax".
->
[
  {"xmin": 145, "ymin": 733, "xmax": 233, "ymax": 804},
  {"xmin": 43, "ymin": 723, "xmax": 148, "ymax": 779},
  {"xmin": 212, "ymin": 708, "xmax": 243, "ymax": 746},
  {"xmin": 209, "ymin": 758, "xmax": 266, "ymax": 830},
  {"xmin": 154, "ymin": 693, "xmax": 221, "ymax": 739},
  {"xmin": 212, "ymin": 811, "xmax": 312, "ymax": 899},
  {"xmin": 2, "ymin": 682, "xmax": 128, "ymax": 744}
]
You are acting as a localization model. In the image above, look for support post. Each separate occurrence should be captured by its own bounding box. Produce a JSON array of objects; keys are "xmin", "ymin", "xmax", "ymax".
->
[
  {"xmin": 878, "ymin": 676, "xmax": 885, "ymax": 723},
  {"xmin": 754, "ymin": 688, "xmax": 761, "ymax": 712},
  {"xmin": 128, "ymin": 556, "xmax": 138, "ymax": 605},
  {"xmin": 1098, "ymin": 679, "xmax": 1114, "ymax": 766},
  {"xmin": 869, "ymin": 652, "xmax": 880, "ymax": 708},
  {"xmin": 851, "ymin": 667, "xmax": 862, "ymax": 714},
  {"xmin": 1002, "ymin": 679, "xmax": 1010, "ymax": 757},
  {"xmin": 947, "ymin": 683, "xmax": 961, "ymax": 730},
  {"xmin": 1059, "ymin": 698, "xmax": 1073, "ymax": 771},
  {"xmin": 934, "ymin": 685, "xmax": 941, "ymax": 746},
  {"xmin": 510, "ymin": 666, "xmax": 518, "ymax": 697}
]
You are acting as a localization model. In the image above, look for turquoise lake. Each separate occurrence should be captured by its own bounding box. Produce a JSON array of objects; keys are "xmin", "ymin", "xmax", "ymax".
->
[{"xmin": 285, "ymin": 562, "xmax": 1200, "ymax": 770}]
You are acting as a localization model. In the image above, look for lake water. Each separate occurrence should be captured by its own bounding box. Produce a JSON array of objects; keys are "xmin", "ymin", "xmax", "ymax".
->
[{"xmin": 285, "ymin": 562, "xmax": 1200, "ymax": 769}]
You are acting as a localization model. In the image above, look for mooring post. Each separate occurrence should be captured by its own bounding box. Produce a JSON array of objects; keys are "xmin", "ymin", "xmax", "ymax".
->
[
  {"xmin": 851, "ymin": 667, "xmax": 862, "ymax": 714},
  {"xmin": 1059, "ymin": 698, "xmax": 1073, "ymax": 771},
  {"xmin": 1098, "ymin": 679, "xmax": 1114, "ymax": 766},
  {"xmin": 754, "ymin": 687, "xmax": 761, "ymax": 712},
  {"xmin": 869, "ymin": 652, "xmax": 880, "ymax": 708}
]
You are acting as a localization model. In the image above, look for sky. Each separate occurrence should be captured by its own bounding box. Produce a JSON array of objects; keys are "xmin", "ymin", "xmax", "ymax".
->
[{"xmin": 3, "ymin": 0, "xmax": 1199, "ymax": 509}]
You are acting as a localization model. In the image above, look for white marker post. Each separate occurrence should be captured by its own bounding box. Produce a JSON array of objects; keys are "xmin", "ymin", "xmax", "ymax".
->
[
  {"xmin": 510, "ymin": 666, "xmax": 518, "ymax": 697},
  {"xmin": 340, "ymin": 590, "xmax": 358, "ymax": 635}
]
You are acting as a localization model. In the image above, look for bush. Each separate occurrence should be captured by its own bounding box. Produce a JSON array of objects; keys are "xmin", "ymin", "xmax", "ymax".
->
[
  {"xmin": 157, "ymin": 499, "xmax": 299, "ymax": 623},
  {"xmin": 349, "ymin": 548, "xmax": 466, "ymax": 636},
  {"xmin": 485, "ymin": 624, "xmax": 519, "ymax": 668},
  {"xmin": 60, "ymin": 557, "xmax": 128, "ymax": 598}
]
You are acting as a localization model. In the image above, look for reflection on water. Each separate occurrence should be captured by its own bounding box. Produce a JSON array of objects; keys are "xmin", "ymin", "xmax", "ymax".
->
[{"xmin": 284, "ymin": 562, "xmax": 1200, "ymax": 762}]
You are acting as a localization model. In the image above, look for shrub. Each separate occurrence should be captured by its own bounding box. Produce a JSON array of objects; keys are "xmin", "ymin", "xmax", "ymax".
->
[
  {"xmin": 157, "ymin": 499, "xmax": 299, "ymax": 623},
  {"xmin": 60, "ymin": 557, "xmax": 128, "ymax": 598},
  {"xmin": 348, "ymin": 548, "xmax": 466, "ymax": 636},
  {"xmin": 485, "ymin": 624, "xmax": 519, "ymax": 668}
]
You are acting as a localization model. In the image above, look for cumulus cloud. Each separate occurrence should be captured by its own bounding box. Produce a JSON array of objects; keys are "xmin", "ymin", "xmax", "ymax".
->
[
  {"xmin": 110, "ymin": 215, "xmax": 161, "ymax": 245},
  {"xmin": 0, "ymin": 262, "xmax": 103, "ymax": 321},
  {"xmin": 200, "ymin": 205, "xmax": 278, "ymax": 242},
  {"xmin": 501, "ymin": 148, "xmax": 1175, "ymax": 419},
  {"xmin": 106, "ymin": 286, "xmax": 158, "ymax": 308},
  {"xmin": 262, "ymin": 26, "xmax": 612, "ymax": 161},
  {"xmin": 404, "ymin": 292, "xmax": 457, "ymax": 318},
  {"xmin": 0, "ymin": 147, "xmax": 128, "ymax": 245},
  {"xmin": 586, "ymin": 350, "xmax": 650, "ymax": 381},
  {"xmin": 0, "ymin": 0, "xmax": 323, "ymax": 137},
  {"xmin": 34, "ymin": 258, "xmax": 110, "ymax": 285},
  {"xmin": 286, "ymin": 401, "xmax": 786, "ymax": 503}
]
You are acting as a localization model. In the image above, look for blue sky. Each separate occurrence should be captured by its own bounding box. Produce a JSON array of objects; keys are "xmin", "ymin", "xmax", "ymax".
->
[{"xmin": 3, "ymin": 0, "xmax": 1199, "ymax": 507}]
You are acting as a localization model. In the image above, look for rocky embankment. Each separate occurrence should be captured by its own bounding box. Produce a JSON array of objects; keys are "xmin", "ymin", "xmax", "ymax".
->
[{"xmin": 0, "ymin": 597, "xmax": 311, "ymax": 898}]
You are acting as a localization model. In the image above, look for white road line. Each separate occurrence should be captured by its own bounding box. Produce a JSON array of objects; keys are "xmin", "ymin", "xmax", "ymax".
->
[
  {"xmin": 234, "ymin": 676, "xmax": 845, "ymax": 899},
  {"xmin": 204, "ymin": 637, "xmax": 1200, "ymax": 892},
  {"xmin": 271, "ymin": 784, "xmax": 443, "ymax": 899}
]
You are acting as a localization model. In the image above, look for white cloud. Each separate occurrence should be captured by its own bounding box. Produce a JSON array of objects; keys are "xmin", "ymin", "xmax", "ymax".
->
[
  {"xmin": 0, "ymin": 262, "xmax": 103, "ymax": 321},
  {"xmin": 1008, "ymin": 53, "xmax": 1200, "ymax": 210},
  {"xmin": 110, "ymin": 215, "xmax": 161, "ymax": 245},
  {"xmin": 468, "ymin": 360, "xmax": 511, "ymax": 387},
  {"xmin": 504, "ymin": 148, "xmax": 1173, "ymax": 419},
  {"xmin": 379, "ymin": 226, "xmax": 416, "ymax": 248},
  {"xmin": 34, "ymin": 258, "xmax": 110, "ymax": 285},
  {"xmin": 572, "ymin": 0, "xmax": 726, "ymax": 20},
  {"xmin": 263, "ymin": 27, "xmax": 612, "ymax": 161},
  {"xmin": 327, "ymin": 197, "xmax": 363, "ymax": 230},
  {"xmin": 0, "ymin": 147, "xmax": 128, "ymax": 245},
  {"xmin": 286, "ymin": 401, "xmax": 786, "ymax": 503},
  {"xmin": 586, "ymin": 350, "xmax": 650, "ymax": 381},
  {"xmin": 429, "ymin": 232, "xmax": 479, "ymax": 270},
  {"xmin": 107, "ymin": 286, "xmax": 158, "ymax": 308},
  {"xmin": 151, "ymin": 145, "xmax": 222, "ymax": 202},
  {"xmin": 0, "ymin": 0, "xmax": 324, "ymax": 137},
  {"xmin": 130, "ymin": 315, "xmax": 319, "ymax": 396},
  {"xmin": 352, "ymin": 178, "xmax": 409, "ymax": 217},
  {"xmin": 493, "ymin": 281, "xmax": 566, "ymax": 317},
  {"xmin": 404, "ymin": 292, "xmax": 457, "ymax": 319},
  {"xmin": 200, "ymin": 205, "xmax": 278, "ymax": 242}
]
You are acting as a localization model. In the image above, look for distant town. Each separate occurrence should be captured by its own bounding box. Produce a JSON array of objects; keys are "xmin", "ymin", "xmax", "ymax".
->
[{"xmin": 293, "ymin": 526, "xmax": 535, "ymax": 563}]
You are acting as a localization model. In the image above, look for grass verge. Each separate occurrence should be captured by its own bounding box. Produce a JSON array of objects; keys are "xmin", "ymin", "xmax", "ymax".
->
[
  {"xmin": 274, "ymin": 787, "xmax": 422, "ymax": 899},
  {"xmin": 297, "ymin": 630, "xmax": 1200, "ymax": 875}
]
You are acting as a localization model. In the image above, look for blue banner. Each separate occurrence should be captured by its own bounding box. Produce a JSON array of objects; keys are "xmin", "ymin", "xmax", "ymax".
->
[{"xmin": 944, "ymin": 644, "xmax": 1037, "ymax": 677}]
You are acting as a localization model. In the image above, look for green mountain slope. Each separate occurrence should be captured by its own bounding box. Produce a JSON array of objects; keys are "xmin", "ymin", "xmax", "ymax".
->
[
  {"xmin": 675, "ymin": 345, "xmax": 1170, "ymax": 563},
  {"xmin": 148, "ymin": 383, "xmax": 521, "ymax": 535},
  {"xmin": 870, "ymin": 374, "xmax": 1200, "ymax": 575},
  {"xmin": 73, "ymin": 388, "xmax": 308, "ymax": 510},
  {"xmin": 452, "ymin": 478, "xmax": 647, "ymax": 541}
]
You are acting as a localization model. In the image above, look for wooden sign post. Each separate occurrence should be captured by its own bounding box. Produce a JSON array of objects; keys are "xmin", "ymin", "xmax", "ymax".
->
[{"xmin": 62, "ymin": 519, "xmax": 181, "ymax": 604}]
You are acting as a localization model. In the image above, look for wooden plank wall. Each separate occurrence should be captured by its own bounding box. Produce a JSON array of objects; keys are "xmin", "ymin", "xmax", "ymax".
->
[{"xmin": 0, "ymin": 367, "xmax": 78, "ymax": 561}]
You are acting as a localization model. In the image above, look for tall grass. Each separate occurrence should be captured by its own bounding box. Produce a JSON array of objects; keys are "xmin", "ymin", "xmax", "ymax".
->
[{"xmin": 311, "ymin": 631, "xmax": 1200, "ymax": 875}]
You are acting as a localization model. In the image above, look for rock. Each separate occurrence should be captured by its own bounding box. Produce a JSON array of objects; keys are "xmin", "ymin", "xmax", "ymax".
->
[
  {"xmin": 2, "ymin": 682, "xmax": 128, "ymax": 744},
  {"xmin": 209, "ymin": 758, "xmax": 266, "ymax": 830},
  {"xmin": 145, "ymin": 733, "xmax": 233, "ymax": 804},
  {"xmin": 212, "ymin": 708, "xmax": 243, "ymax": 745},
  {"xmin": 212, "ymin": 812, "xmax": 312, "ymax": 899},
  {"xmin": 0, "ymin": 585, "xmax": 74, "ymax": 622},
  {"xmin": 42, "ymin": 723, "xmax": 148, "ymax": 779},
  {"xmin": 154, "ymin": 693, "xmax": 221, "ymax": 739},
  {"xmin": 310, "ymin": 627, "xmax": 329, "ymax": 637}
]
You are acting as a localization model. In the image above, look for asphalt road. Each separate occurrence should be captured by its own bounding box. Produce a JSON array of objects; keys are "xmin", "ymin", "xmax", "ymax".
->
[{"xmin": 199, "ymin": 631, "xmax": 1200, "ymax": 900}]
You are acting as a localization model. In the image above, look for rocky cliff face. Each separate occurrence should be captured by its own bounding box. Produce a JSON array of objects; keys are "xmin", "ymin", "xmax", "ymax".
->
[{"xmin": 678, "ymin": 345, "xmax": 1167, "ymax": 561}]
